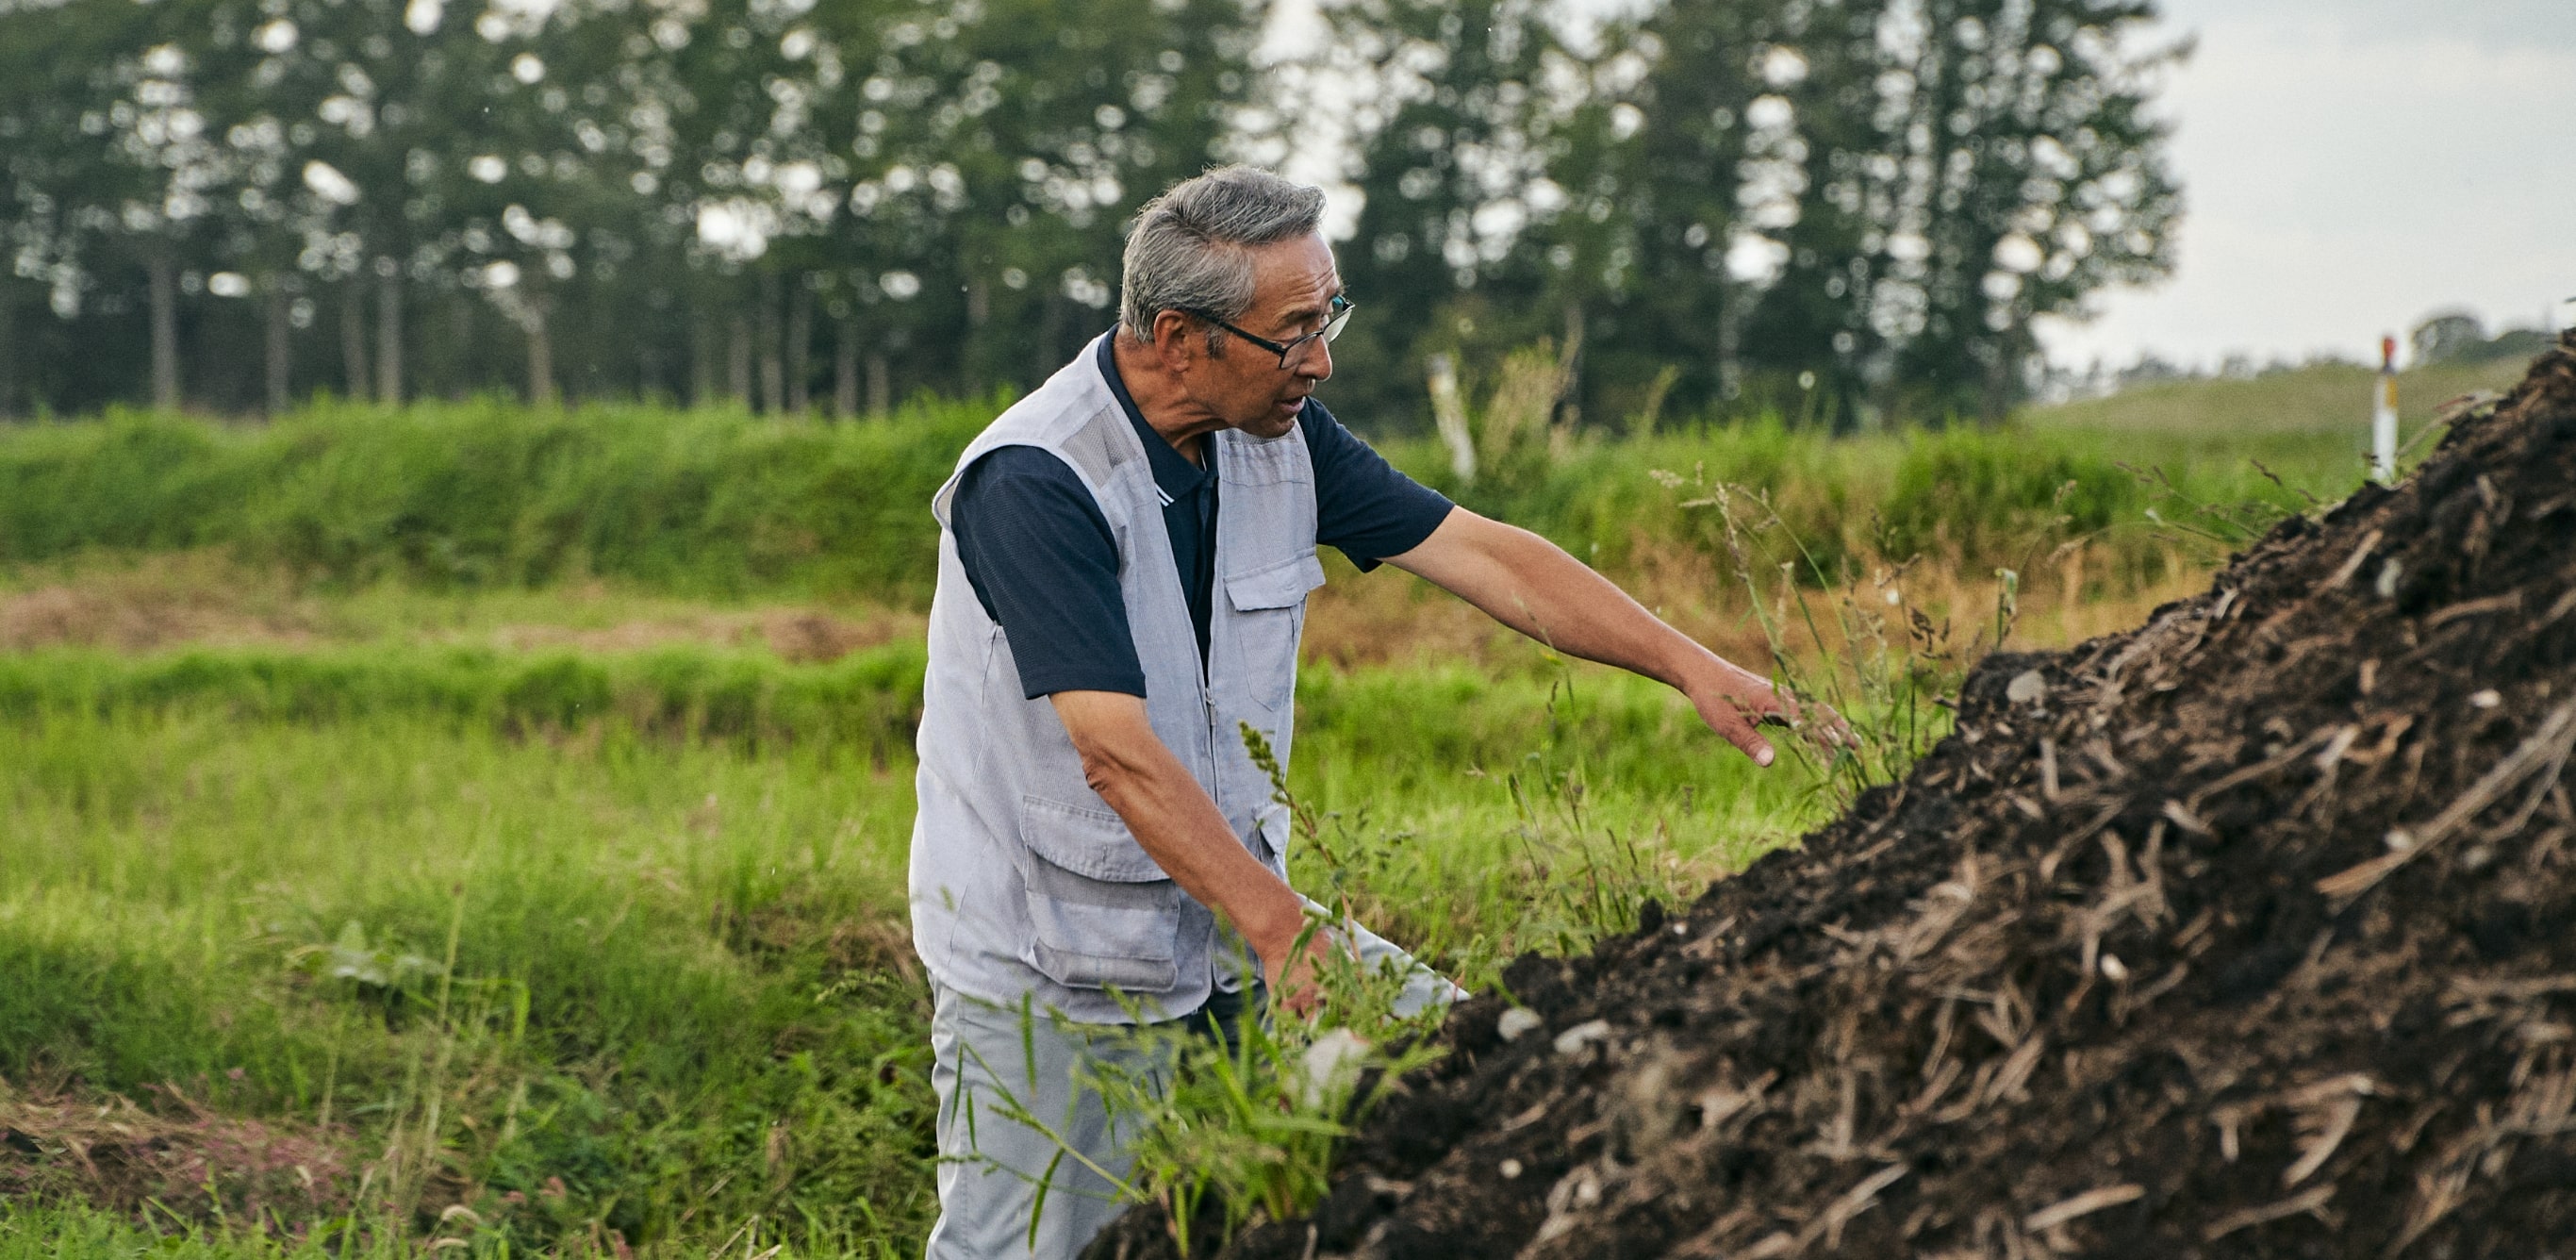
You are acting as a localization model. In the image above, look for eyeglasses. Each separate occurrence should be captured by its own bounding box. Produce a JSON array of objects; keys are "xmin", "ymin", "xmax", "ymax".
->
[{"xmin": 1183, "ymin": 294, "xmax": 1354, "ymax": 370}]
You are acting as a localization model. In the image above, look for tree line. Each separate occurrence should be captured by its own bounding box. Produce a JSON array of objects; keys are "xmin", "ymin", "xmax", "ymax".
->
[{"xmin": 0, "ymin": 0, "xmax": 2179, "ymax": 428}]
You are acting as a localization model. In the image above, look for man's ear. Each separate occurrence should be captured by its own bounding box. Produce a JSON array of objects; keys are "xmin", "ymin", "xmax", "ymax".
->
[{"xmin": 1150, "ymin": 309, "xmax": 1201, "ymax": 374}]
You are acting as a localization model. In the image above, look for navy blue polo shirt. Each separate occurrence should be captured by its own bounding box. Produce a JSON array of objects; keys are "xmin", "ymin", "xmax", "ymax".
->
[{"xmin": 950, "ymin": 335, "xmax": 1454, "ymax": 699}]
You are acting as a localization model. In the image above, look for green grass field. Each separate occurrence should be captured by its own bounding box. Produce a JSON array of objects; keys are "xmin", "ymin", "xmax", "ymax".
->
[
  {"xmin": 0, "ymin": 353, "xmax": 2538, "ymax": 1255},
  {"xmin": 4, "ymin": 354, "xmax": 2518, "ymax": 609},
  {"xmin": 0, "ymin": 640, "xmax": 1805, "ymax": 1256}
]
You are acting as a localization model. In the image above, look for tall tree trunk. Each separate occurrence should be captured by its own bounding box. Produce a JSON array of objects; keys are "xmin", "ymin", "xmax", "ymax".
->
[
  {"xmin": 1557, "ymin": 302, "xmax": 1585, "ymax": 429},
  {"xmin": 339, "ymin": 276, "xmax": 370, "ymax": 400},
  {"xmin": 1034, "ymin": 292, "xmax": 1065, "ymax": 382},
  {"xmin": 690, "ymin": 313, "xmax": 717, "ymax": 406},
  {"xmin": 727, "ymin": 313, "xmax": 752, "ymax": 405},
  {"xmin": 147, "ymin": 252, "xmax": 180, "ymax": 411},
  {"xmin": 0, "ymin": 284, "xmax": 18, "ymax": 418},
  {"xmin": 834, "ymin": 316, "xmax": 859, "ymax": 419},
  {"xmin": 1716, "ymin": 286, "xmax": 1743, "ymax": 407},
  {"xmin": 757, "ymin": 272, "xmax": 784, "ymax": 415},
  {"xmin": 264, "ymin": 280, "xmax": 292, "ymax": 416},
  {"xmin": 526, "ymin": 305, "xmax": 556, "ymax": 406},
  {"xmin": 965, "ymin": 271, "xmax": 991, "ymax": 385},
  {"xmin": 374, "ymin": 261, "xmax": 403, "ymax": 406},
  {"xmin": 786, "ymin": 277, "xmax": 813, "ymax": 415},
  {"xmin": 866, "ymin": 350, "xmax": 889, "ymax": 418},
  {"xmin": 446, "ymin": 292, "xmax": 471, "ymax": 402},
  {"xmin": 1977, "ymin": 327, "xmax": 2028, "ymax": 426}
]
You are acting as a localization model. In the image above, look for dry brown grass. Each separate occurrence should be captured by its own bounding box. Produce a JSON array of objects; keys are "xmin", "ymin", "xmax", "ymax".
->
[
  {"xmin": 0, "ymin": 553, "xmax": 326, "ymax": 652},
  {"xmin": 0, "ymin": 552, "xmax": 923, "ymax": 662},
  {"xmin": 5, "ymin": 539, "xmax": 2215, "ymax": 680},
  {"xmin": 0, "ymin": 1075, "xmax": 356, "ymax": 1227},
  {"xmin": 476, "ymin": 605, "xmax": 923, "ymax": 663},
  {"xmin": 1301, "ymin": 534, "xmax": 2216, "ymax": 674}
]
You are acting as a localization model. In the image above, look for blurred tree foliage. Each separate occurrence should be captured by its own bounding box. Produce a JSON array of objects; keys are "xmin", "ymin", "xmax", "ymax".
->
[
  {"xmin": 0, "ymin": 0, "xmax": 2176, "ymax": 427},
  {"xmin": 1311, "ymin": 0, "xmax": 2182, "ymax": 428}
]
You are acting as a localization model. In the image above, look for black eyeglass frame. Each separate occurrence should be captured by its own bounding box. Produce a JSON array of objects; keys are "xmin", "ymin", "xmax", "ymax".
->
[{"xmin": 1178, "ymin": 293, "xmax": 1353, "ymax": 370}]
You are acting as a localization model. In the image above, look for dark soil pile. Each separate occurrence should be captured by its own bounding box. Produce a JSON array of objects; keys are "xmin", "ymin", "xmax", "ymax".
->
[{"xmin": 1098, "ymin": 331, "xmax": 2576, "ymax": 1259}]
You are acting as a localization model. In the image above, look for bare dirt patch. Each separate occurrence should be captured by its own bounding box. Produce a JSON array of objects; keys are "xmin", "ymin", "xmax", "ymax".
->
[
  {"xmin": 0, "ymin": 555, "xmax": 327, "ymax": 652},
  {"xmin": 476, "ymin": 605, "xmax": 922, "ymax": 662},
  {"xmin": 1098, "ymin": 334, "xmax": 2576, "ymax": 1257},
  {"xmin": 0, "ymin": 553, "xmax": 922, "ymax": 662},
  {"xmin": 0, "ymin": 1077, "xmax": 356, "ymax": 1227}
]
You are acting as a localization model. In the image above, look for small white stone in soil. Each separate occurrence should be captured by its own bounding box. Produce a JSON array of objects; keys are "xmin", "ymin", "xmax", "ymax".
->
[{"xmin": 1553, "ymin": 1019, "xmax": 1613, "ymax": 1055}]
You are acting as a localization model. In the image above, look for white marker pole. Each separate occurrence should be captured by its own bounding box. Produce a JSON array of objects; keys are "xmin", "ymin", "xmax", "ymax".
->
[
  {"xmin": 2370, "ymin": 334, "xmax": 2399, "ymax": 485},
  {"xmin": 1426, "ymin": 353, "xmax": 1476, "ymax": 486}
]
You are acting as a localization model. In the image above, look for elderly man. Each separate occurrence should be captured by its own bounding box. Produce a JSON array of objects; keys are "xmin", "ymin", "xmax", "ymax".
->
[{"xmin": 910, "ymin": 165, "xmax": 1817, "ymax": 1257}]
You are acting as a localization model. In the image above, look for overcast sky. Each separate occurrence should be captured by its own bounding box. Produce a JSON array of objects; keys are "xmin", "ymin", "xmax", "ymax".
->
[{"xmin": 2036, "ymin": 0, "xmax": 2576, "ymax": 371}]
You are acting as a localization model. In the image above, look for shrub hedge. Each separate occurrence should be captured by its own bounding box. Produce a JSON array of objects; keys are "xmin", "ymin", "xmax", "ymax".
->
[{"xmin": 2, "ymin": 398, "xmax": 2346, "ymax": 600}]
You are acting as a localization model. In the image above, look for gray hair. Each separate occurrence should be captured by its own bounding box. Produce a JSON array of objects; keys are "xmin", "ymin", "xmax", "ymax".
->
[{"xmin": 1118, "ymin": 165, "xmax": 1327, "ymax": 347}]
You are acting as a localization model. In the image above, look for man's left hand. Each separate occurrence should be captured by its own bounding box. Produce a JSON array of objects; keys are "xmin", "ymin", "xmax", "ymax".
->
[
  {"xmin": 1391, "ymin": 508, "xmax": 1857, "ymax": 769},
  {"xmin": 1684, "ymin": 661, "xmax": 1855, "ymax": 768}
]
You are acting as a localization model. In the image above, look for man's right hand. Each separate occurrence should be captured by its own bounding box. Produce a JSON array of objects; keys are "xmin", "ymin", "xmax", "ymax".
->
[
  {"xmin": 1050, "ymin": 689, "xmax": 1318, "ymax": 1006},
  {"xmin": 1258, "ymin": 914, "xmax": 1345, "ymax": 1019}
]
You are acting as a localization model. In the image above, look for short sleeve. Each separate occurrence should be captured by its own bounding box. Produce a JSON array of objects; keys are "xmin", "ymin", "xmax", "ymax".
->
[
  {"xmin": 1303, "ymin": 400, "xmax": 1455, "ymax": 571},
  {"xmin": 949, "ymin": 446, "xmax": 1148, "ymax": 699}
]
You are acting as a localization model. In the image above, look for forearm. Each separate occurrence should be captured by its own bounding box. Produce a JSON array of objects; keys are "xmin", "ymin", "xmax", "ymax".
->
[
  {"xmin": 1389, "ymin": 509, "xmax": 1831, "ymax": 766},
  {"xmin": 1401, "ymin": 512, "xmax": 1753, "ymax": 691},
  {"xmin": 1049, "ymin": 692, "xmax": 1307, "ymax": 963}
]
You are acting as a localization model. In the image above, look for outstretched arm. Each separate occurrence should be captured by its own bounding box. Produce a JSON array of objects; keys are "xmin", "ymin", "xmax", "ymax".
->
[
  {"xmin": 1385, "ymin": 507, "xmax": 1845, "ymax": 765},
  {"xmin": 1049, "ymin": 689, "xmax": 1333, "ymax": 1013}
]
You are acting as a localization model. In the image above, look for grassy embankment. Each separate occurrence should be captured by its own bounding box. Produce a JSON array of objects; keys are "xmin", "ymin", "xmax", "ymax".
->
[{"xmin": 0, "ymin": 353, "xmax": 2532, "ymax": 1256}]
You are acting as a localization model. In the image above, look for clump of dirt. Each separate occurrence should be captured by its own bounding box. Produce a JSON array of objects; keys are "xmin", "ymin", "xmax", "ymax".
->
[{"xmin": 1100, "ymin": 331, "xmax": 2576, "ymax": 1258}]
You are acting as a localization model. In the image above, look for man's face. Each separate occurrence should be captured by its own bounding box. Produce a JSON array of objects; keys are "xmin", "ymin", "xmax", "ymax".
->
[{"xmin": 1194, "ymin": 232, "xmax": 1340, "ymax": 440}]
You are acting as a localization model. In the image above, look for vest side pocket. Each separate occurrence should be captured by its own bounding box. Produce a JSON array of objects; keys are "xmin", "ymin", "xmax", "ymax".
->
[
  {"xmin": 1015, "ymin": 794, "xmax": 1181, "ymax": 992},
  {"xmin": 1251, "ymin": 803, "xmax": 1291, "ymax": 872},
  {"xmin": 1224, "ymin": 552, "xmax": 1327, "ymax": 713}
]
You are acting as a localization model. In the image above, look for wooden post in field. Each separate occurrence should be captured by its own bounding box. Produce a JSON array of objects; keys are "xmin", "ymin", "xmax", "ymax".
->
[{"xmin": 2371, "ymin": 335, "xmax": 2399, "ymax": 485}]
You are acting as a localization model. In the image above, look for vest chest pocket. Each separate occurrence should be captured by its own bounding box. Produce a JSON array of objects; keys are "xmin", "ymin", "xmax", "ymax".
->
[
  {"xmin": 1015, "ymin": 794, "xmax": 1181, "ymax": 992},
  {"xmin": 1225, "ymin": 553, "xmax": 1327, "ymax": 713}
]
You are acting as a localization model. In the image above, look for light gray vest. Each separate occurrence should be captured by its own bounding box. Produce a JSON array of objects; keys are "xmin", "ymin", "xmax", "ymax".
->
[{"xmin": 908, "ymin": 336, "xmax": 1324, "ymax": 1024}]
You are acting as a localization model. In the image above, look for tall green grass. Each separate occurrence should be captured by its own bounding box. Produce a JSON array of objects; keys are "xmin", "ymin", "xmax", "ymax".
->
[
  {"xmin": 0, "ymin": 395, "xmax": 994, "ymax": 600},
  {"xmin": 1378, "ymin": 413, "xmax": 2372, "ymax": 589},
  {"xmin": 2027, "ymin": 356, "xmax": 2527, "ymax": 438},
  {"xmin": 0, "ymin": 643, "xmax": 1808, "ymax": 1254},
  {"xmin": 0, "ymin": 641, "xmax": 927, "ymax": 759},
  {"xmin": 3, "ymin": 358, "xmax": 2492, "ymax": 605},
  {"xmin": 3, "ymin": 706, "xmax": 936, "ymax": 1255},
  {"xmin": 5, "ymin": 357, "xmax": 2501, "ymax": 1253}
]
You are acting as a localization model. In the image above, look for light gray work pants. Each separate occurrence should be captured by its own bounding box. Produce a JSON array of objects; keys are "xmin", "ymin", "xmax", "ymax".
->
[{"xmin": 922, "ymin": 905, "xmax": 1464, "ymax": 1259}]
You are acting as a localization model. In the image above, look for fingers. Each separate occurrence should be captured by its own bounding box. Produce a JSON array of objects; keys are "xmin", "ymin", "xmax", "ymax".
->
[
  {"xmin": 1264, "ymin": 935, "xmax": 1336, "ymax": 1019},
  {"xmin": 1264, "ymin": 962, "xmax": 1318, "ymax": 1017},
  {"xmin": 1702, "ymin": 681, "xmax": 1858, "ymax": 765},
  {"xmin": 1734, "ymin": 672, "xmax": 1856, "ymax": 754},
  {"xmin": 1706, "ymin": 702, "xmax": 1776, "ymax": 767},
  {"xmin": 1808, "ymin": 703, "xmax": 1858, "ymax": 753}
]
